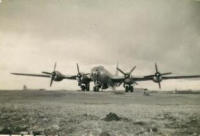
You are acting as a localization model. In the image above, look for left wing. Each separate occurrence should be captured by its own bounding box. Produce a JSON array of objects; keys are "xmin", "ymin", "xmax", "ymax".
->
[
  {"xmin": 112, "ymin": 63, "xmax": 200, "ymax": 89},
  {"xmin": 162, "ymin": 75, "xmax": 200, "ymax": 80},
  {"xmin": 111, "ymin": 75, "xmax": 200, "ymax": 83},
  {"xmin": 62, "ymin": 75, "xmax": 77, "ymax": 80},
  {"xmin": 111, "ymin": 76, "xmax": 152, "ymax": 83}
]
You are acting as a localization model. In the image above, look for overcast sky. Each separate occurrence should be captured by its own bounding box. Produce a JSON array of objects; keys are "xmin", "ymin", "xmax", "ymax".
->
[{"xmin": 0, "ymin": 0, "xmax": 200, "ymax": 90}]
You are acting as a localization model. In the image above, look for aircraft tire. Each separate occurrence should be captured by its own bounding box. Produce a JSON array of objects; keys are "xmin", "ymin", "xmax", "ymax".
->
[
  {"xmin": 96, "ymin": 86, "xmax": 99, "ymax": 92},
  {"xmin": 81, "ymin": 85, "xmax": 86, "ymax": 91},
  {"xmin": 86, "ymin": 84, "xmax": 90, "ymax": 91},
  {"xmin": 130, "ymin": 86, "xmax": 134, "ymax": 93},
  {"xmin": 93, "ymin": 86, "xmax": 99, "ymax": 92},
  {"xmin": 93, "ymin": 86, "xmax": 96, "ymax": 92},
  {"xmin": 125, "ymin": 86, "xmax": 129, "ymax": 92}
]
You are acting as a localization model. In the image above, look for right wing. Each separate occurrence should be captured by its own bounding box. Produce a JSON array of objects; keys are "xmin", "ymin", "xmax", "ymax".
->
[{"xmin": 11, "ymin": 73, "xmax": 51, "ymax": 78}]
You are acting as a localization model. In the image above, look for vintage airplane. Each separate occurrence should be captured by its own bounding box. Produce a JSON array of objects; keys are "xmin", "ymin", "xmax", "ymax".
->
[{"xmin": 11, "ymin": 63, "xmax": 200, "ymax": 92}]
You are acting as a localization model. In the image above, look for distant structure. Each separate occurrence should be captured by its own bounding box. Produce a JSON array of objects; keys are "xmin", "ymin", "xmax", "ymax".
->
[
  {"xmin": 174, "ymin": 88, "xmax": 178, "ymax": 94},
  {"xmin": 23, "ymin": 85, "xmax": 27, "ymax": 90}
]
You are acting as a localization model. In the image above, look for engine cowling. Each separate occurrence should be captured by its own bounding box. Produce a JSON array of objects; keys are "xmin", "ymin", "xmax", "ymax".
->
[
  {"xmin": 53, "ymin": 71, "xmax": 64, "ymax": 81},
  {"xmin": 77, "ymin": 74, "xmax": 90, "ymax": 85},
  {"xmin": 124, "ymin": 78, "xmax": 134, "ymax": 84},
  {"xmin": 148, "ymin": 63, "xmax": 172, "ymax": 89},
  {"xmin": 153, "ymin": 73, "xmax": 162, "ymax": 83},
  {"xmin": 117, "ymin": 66, "xmax": 137, "ymax": 86}
]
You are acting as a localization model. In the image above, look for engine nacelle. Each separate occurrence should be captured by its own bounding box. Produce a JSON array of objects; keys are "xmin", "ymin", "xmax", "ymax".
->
[
  {"xmin": 124, "ymin": 78, "xmax": 134, "ymax": 84},
  {"xmin": 77, "ymin": 74, "xmax": 91, "ymax": 86},
  {"xmin": 53, "ymin": 71, "xmax": 64, "ymax": 81},
  {"xmin": 153, "ymin": 75, "xmax": 162, "ymax": 83}
]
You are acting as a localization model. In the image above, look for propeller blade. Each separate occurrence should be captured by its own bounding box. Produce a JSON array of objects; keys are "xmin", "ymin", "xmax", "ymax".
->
[
  {"xmin": 129, "ymin": 66, "xmax": 136, "ymax": 74},
  {"xmin": 115, "ymin": 62, "xmax": 119, "ymax": 76},
  {"xmin": 117, "ymin": 67, "xmax": 126, "ymax": 75},
  {"xmin": 161, "ymin": 72, "xmax": 172, "ymax": 76},
  {"xmin": 53, "ymin": 62, "xmax": 57, "ymax": 71},
  {"xmin": 50, "ymin": 77, "xmax": 54, "ymax": 87},
  {"xmin": 155, "ymin": 63, "xmax": 158, "ymax": 73},
  {"xmin": 42, "ymin": 72, "xmax": 52, "ymax": 75},
  {"xmin": 158, "ymin": 81, "xmax": 161, "ymax": 89},
  {"xmin": 76, "ymin": 63, "xmax": 80, "ymax": 74}
]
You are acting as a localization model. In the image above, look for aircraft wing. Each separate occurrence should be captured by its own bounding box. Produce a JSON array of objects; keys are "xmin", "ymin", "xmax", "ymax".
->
[
  {"xmin": 11, "ymin": 73, "xmax": 51, "ymax": 78},
  {"xmin": 162, "ymin": 75, "xmax": 200, "ymax": 80},
  {"xmin": 110, "ymin": 76, "xmax": 124, "ymax": 82},
  {"xmin": 132, "ymin": 77, "xmax": 153, "ymax": 81},
  {"xmin": 132, "ymin": 75, "xmax": 200, "ymax": 81},
  {"xmin": 11, "ymin": 73, "xmax": 78, "ymax": 80},
  {"xmin": 111, "ymin": 75, "xmax": 200, "ymax": 83},
  {"xmin": 62, "ymin": 75, "xmax": 77, "ymax": 80},
  {"xmin": 111, "ymin": 76, "xmax": 152, "ymax": 83}
]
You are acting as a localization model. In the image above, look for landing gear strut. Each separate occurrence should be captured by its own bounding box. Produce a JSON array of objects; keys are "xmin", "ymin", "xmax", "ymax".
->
[
  {"xmin": 86, "ymin": 84, "xmax": 90, "ymax": 91},
  {"xmin": 93, "ymin": 86, "xmax": 100, "ymax": 92},
  {"xmin": 81, "ymin": 85, "xmax": 86, "ymax": 91},
  {"xmin": 124, "ymin": 85, "xmax": 134, "ymax": 93},
  {"xmin": 93, "ymin": 81, "xmax": 101, "ymax": 92}
]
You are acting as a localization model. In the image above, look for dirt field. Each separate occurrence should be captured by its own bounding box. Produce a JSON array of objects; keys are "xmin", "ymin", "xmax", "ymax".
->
[{"xmin": 0, "ymin": 90, "xmax": 199, "ymax": 136}]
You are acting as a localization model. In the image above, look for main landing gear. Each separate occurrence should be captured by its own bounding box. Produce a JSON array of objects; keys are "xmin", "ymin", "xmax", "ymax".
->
[
  {"xmin": 80, "ymin": 83, "xmax": 90, "ymax": 91},
  {"xmin": 93, "ymin": 86, "xmax": 100, "ymax": 92},
  {"xmin": 124, "ymin": 85, "xmax": 134, "ymax": 93},
  {"xmin": 93, "ymin": 81, "xmax": 101, "ymax": 92}
]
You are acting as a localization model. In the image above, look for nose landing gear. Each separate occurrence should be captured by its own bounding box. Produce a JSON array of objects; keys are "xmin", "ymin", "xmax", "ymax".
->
[
  {"xmin": 93, "ymin": 86, "xmax": 100, "ymax": 92},
  {"xmin": 93, "ymin": 81, "xmax": 101, "ymax": 92}
]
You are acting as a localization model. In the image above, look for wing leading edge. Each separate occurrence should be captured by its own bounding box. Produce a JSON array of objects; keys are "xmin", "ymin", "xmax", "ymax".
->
[
  {"xmin": 11, "ymin": 73, "xmax": 50, "ymax": 78},
  {"xmin": 111, "ymin": 75, "xmax": 200, "ymax": 83},
  {"xmin": 162, "ymin": 75, "xmax": 200, "ymax": 80},
  {"xmin": 11, "ymin": 72, "xmax": 78, "ymax": 80}
]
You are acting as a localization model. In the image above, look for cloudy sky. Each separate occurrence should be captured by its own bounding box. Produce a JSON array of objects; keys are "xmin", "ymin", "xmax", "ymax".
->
[{"xmin": 0, "ymin": 0, "xmax": 200, "ymax": 90}]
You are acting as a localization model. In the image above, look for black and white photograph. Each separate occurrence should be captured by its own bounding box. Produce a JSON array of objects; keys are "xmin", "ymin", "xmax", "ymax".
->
[{"xmin": 0, "ymin": 0, "xmax": 200, "ymax": 135}]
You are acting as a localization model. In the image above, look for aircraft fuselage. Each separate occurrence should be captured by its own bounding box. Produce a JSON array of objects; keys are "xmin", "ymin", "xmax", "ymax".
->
[{"xmin": 91, "ymin": 66, "xmax": 115, "ymax": 89}]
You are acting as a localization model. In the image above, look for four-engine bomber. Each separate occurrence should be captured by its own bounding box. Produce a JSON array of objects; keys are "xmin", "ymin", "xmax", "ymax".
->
[{"xmin": 11, "ymin": 63, "xmax": 200, "ymax": 92}]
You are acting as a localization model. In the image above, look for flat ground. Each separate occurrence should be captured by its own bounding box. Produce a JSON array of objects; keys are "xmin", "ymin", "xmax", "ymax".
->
[{"xmin": 0, "ymin": 90, "xmax": 199, "ymax": 136}]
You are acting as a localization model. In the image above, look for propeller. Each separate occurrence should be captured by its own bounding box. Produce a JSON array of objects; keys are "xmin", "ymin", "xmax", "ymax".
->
[
  {"xmin": 117, "ymin": 66, "xmax": 136, "ymax": 79},
  {"xmin": 42, "ymin": 62, "xmax": 57, "ymax": 87},
  {"xmin": 76, "ymin": 63, "xmax": 82, "ymax": 82},
  {"xmin": 117, "ymin": 66, "xmax": 137, "ymax": 85},
  {"xmin": 145, "ymin": 63, "xmax": 172, "ymax": 89},
  {"xmin": 76, "ymin": 63, "xmax": 89, "ymax": 83}
]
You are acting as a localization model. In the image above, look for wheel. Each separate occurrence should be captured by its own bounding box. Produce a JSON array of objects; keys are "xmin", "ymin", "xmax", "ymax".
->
[
  {"xmin": 125, "ymin": 86, "xmax": 129, "ymax": 92},
  {"xmin": 93, "ymin": 86, "xmax": 99, "ymax": 92},
  {"xmin": 93, "ymin": 86, "xmax": 96, "ymax": 92},
  {"xmin": 95, "ymin": 86, "xmax": 99, "ymax": 92},
  {"xmin": 81, "ymin": 85, "xmax": 86, "ymax": 91},
  {"xmin": 130, "ymin": 86, "xmax": 133, "ymax": 92},
  {"xmin": 86, "ymin": 84, "xmax": 90, "ymax": 91}
]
